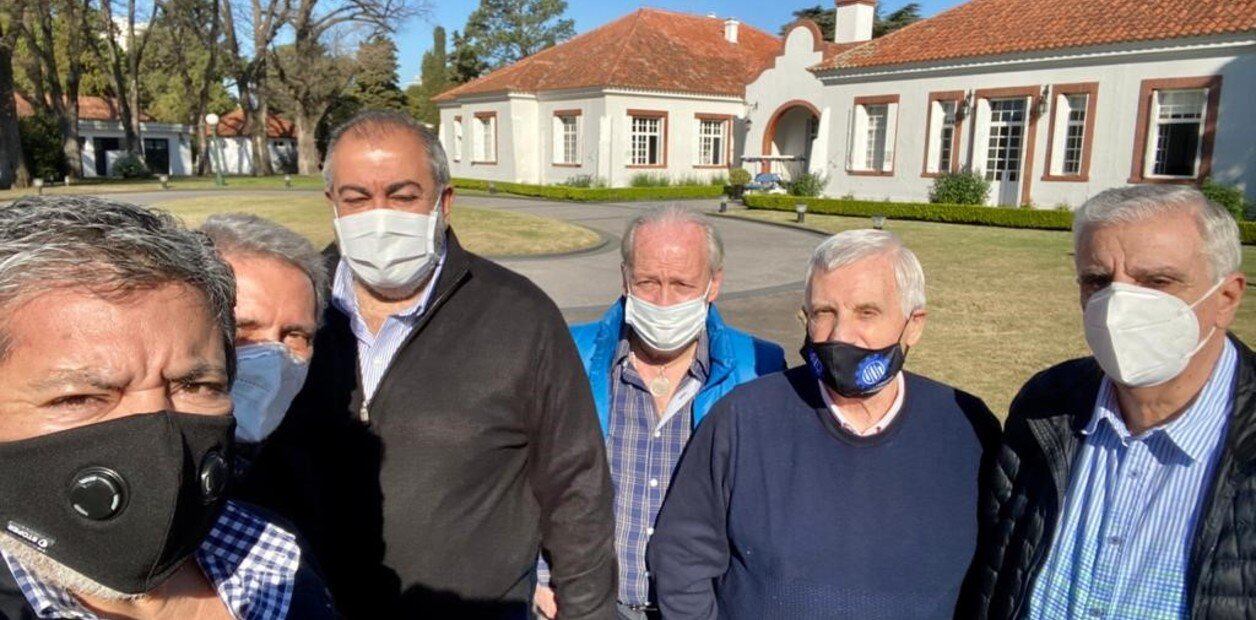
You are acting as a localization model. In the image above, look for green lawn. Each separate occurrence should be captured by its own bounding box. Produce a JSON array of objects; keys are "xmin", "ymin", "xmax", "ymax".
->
[
  {"xmin": 0, "ymin": 174, "xmax": 331, "ymax": 200},
  {"xmin": 730, "ymin": 209, "xmax": 1256, "ymax": 417},
  {"xmin": 153, "ymin": 193, "xmax": 602, "ymax": 257}
]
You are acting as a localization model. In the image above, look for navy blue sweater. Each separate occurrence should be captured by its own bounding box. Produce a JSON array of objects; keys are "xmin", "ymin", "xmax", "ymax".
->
[{"xmin": 647, "ymin": 366, "xmax": 999, "ymax": 619}]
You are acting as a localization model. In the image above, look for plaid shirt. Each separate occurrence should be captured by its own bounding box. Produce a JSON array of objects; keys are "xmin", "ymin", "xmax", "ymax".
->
[
  {"xmin": 2, "ymin": 500, "xmax": 303, "ymax": 620},
  {"xmin": 609, "ymin": 331, "xmax": 709, "ymax": 606},
  {"xmin": 1028, "ymin": 340, "xmax": 1237, "ymax": 620}
]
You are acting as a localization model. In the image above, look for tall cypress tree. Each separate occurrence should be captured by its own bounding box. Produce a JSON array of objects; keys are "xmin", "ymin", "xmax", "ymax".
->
[{"xmin": 407, "ymin": 26, "xmax": 447, "ymax": 127}]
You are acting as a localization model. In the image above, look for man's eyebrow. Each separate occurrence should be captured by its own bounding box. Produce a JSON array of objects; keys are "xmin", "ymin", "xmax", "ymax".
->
[
  {"xmin": 29, "ymin": 369, "xmax": 121, "ymax": 392},
  {"xmin": 1127, "ymin": 265, "xmax": 1189, "ymax": 281},
  {"xmin": 281, "ymin": 322, "xmax": 316, "ymax": 335},
  {"xmin": 169, "ymin": 362, "xmax": 229, "ymax": 384},
  {"xmin": 385, "ymin": 180, "xmax": 423, "ymax": 195},
  {"xmin": 853, "ymin": 302, "xmax": 883, "ymax": 312},
  {"xmin": 235, "ymin": 318, "xmax": 263, "ymax": 330},
  {"xmin": 337, "ymin": 184, "xmax": 370, "ymax": 196}
]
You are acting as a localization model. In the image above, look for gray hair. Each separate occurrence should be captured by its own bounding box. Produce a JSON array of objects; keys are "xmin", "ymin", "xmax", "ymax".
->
[
  {"xmin": 1073, "ymin": 185, "xmax": 1241, "ymax": 279},
  {"xmin": 621, "ymin": 206, "xmax": 725, "ymax": 276},
  {"xmin": 0, "ymin": 196, "xmax": 236, "ymax": 378},
  {"xmin": 322, "ymin": 109, "xmax": 451, "ymax": 195},
  {"xmin": 200, "ymin": 213, "xmax": 329, "ymax": 324},
  {"xmin": 805, "ymin": 229, "xmax": 927, "ymax": 315}
]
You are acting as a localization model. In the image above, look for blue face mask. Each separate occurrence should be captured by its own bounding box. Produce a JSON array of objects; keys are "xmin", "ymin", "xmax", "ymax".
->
[
  {"xmin": 231, "ymin": 343, "xmax": 310, "ymax": 443},
  {"xmin": 802, "ymin": 324, "xmax": 908, "ymax": 398}
]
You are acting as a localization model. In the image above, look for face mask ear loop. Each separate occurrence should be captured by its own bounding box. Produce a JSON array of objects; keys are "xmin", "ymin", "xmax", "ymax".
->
[{"xmin": 1185, "ymin": 278, "xmax": 1227, "ymax": 357}]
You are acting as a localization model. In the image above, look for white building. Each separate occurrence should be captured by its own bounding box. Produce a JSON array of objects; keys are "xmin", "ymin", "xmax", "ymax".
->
[
  {"xmin": 435, "ymin": 1, "xmax": 1255, "ymax": 206},
  {"xmin": 207, "ymin": 109, "xmax": 299, "ymax": 176},
  {"xmin": 434, "ymin": 8, "xmax": 782, "ymax": 188},
  {"xmin": 15, "ymin": 94, "xmax": 193, "ymax": 177}
]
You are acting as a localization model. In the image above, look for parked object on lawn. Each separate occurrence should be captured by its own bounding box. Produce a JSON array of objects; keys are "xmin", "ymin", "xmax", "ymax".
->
[{"xmin": 746, "ymin": 172, "xmax": 783, "ymax": 193}]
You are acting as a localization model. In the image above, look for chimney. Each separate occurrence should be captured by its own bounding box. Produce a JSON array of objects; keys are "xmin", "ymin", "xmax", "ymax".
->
[
  {"xmin": 834, "ymin": 0, "xmax": 874, "ymax": 44},
  {"xmin": 724, "ymin": 18, "xmax": 739, "ymax": 43}
]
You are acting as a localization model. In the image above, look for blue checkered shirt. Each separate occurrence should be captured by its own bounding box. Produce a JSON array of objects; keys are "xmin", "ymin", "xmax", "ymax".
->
[
  {"xmin": 331, "ymin": 247, "xmax": 444, "ymax": 405},
  {"xmin": 609, "ymin": 332, "xmax": 708, "ymax": 606},
  {"xmin": 1, "ymin": 500, "xmax": 304, "ymax": 619},
  {"xmin": 1028, "ymin": 339, "xmax": 1238, "ymax": 620}
]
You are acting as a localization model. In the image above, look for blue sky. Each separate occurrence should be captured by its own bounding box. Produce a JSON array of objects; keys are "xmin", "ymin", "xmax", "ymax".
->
[{"xmin": 393, "ymin": 0, "xmax": 965, "ymax": 87}]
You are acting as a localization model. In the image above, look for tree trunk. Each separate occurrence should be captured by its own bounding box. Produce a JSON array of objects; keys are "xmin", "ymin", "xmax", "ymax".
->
[
  {"xmin": 294, "ymin": 109, "xmax": 320, "ymax": 175},
  {"xmin": 0, "ymin": 35, "xmax": 30, "ymax": 189},
  {"xmin": 249, "ymin": 98, "xmax": 273, "ymax": 176}
]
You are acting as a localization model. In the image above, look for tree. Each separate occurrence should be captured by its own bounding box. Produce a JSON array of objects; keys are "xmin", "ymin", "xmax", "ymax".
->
[
  {"xmin": 221, "ymin": 0, "xmax": 287, "ymax": 176},
  {"xmin": 447, "ymin": 28, "xmax": 486, "ymax": 84},
  {"xmin": 268, "ymin": 40, "xmax": 353, "ymax": 175},
  {"xmin": 780, "ymin": 2, "xmax": 922, "ymax": 40},
  {"xmin": 0, "ymin": 1, "xmax": 32, "ymax": 188},
  {"xmin": 94, "ymin": 0, "xmax": 163, "ymax": 158},
  {"xmin": 406, "ymin": 26, "xmax": 445, "ymax": 126},
  {"xmin": 456, "ymin": 0, "xmax": 573, "ymax": 72},
  {"xmin": 873, "ymin": 3, "xmax": 921, "ymax": 38},
  {"xmin": 15, "ymin": 0, "xmax": 91, "ymax": 179},
  {"xmin": 350, "ymin": 35, "xmax": 406, "ymax": 111}
]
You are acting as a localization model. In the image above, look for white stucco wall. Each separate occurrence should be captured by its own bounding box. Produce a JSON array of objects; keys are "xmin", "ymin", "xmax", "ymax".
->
[
  {"xmin": 209, "ymin": 136, "xmax": 297, "ymax": 175},
  {"xmin": 78, "ymin": 121, "xmax": 193, "ymax": 177},
  {"xmin": 746, "ymin": 31, "xmax": 1256, "ymax": 206},
  {"xmin": 439, "ymin": 97, "xmax": 521, "ymax": 184}
]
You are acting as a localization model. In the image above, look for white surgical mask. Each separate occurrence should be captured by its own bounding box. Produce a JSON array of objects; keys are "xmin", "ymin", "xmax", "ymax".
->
[
  {"xmin": 624, "ymin": 283, "xmax": 711, "ymax": 353},
  {"xmin": 1083, "ymin": 279, "xmax": 1224, "ymax": 387},
  {"xmin": 231, "ymin": 343, "xmax": 311, "ymax": 443},
  {"xmin": 334, "ymin": 206, "xmax": 444, "ymax": 292}
]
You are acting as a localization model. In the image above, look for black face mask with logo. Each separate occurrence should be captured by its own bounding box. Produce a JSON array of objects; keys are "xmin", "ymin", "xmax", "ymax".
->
[
  {"xmin": 802, "ymin": 328, "xmax": 908, "ymax": 398},
  {"xmin": 0, "ymin": 411, "xmax": 234, "ymax": 595}
]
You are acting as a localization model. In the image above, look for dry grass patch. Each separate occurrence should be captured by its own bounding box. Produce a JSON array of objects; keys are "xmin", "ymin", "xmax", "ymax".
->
[
  {"xmin": 152, "ymin": 193, "xmax": 602, "ymax": 257},
  {"xmin": 731, "ymin": 209, "xmax": 1256, "ymax": 417}
]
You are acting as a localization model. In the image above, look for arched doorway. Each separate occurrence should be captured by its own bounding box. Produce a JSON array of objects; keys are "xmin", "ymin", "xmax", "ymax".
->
[{"xmin": 761, "ymin": 100, "xmax": 820, "ymax": 181}]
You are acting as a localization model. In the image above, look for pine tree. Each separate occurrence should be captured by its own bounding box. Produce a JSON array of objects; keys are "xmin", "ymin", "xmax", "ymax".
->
[
  {"xmin": 452, "ymin": 0, "xmax": 574, "ymax": 76},
  {"xmin": 448, "ymin": 28, "xmax": 488, "ymax": 84},
  {"xmin": 349, "ymin": 35, "xmax": 407, "ymax": 111}
]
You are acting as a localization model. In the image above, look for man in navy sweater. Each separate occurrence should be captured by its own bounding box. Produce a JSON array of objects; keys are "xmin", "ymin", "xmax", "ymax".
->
[{"xmin": 648, "ymin": 229, "xmax": 999, "ymax": 619}]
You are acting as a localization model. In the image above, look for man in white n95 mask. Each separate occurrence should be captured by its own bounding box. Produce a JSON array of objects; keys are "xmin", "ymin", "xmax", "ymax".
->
[
  {"xmin": 533, "ymin": 206, "xmax": 786, "ymax": 620},
  {"xmin": 200, "ymin": 214, "xmax": 327, "ymax": 453},
  {"xmin": 961, "ymin": 185, "xmax": 1255, "ymax": 618}
]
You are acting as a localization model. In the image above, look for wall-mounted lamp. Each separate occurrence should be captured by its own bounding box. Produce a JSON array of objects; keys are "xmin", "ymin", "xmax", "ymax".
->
[{"xmin": 1036, "ymin": 85, "xmax": 1051, "ymax": 117}]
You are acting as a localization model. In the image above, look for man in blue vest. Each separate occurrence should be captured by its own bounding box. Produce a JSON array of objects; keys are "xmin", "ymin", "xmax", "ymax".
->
[{"xmin": 534, "ymin": 206, "xmax": 785, "ymax": 619}]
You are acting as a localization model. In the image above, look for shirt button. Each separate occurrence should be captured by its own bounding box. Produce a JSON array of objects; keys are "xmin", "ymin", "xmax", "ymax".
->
[
  {"xmin": 649, "ymin": 478, "xmax": 659, "ymax": 488},
  {"xmin": 1107, "ymin": 536, "xmax": 1123, "ymax": 546},
  {"xmin": 653, "ymin": 430, "xmax": 662, "ymax": 438},
  {"xmin": 1128, "ymin": 470, "xmax": 1142, "ymax": 479},
  {"xmin": 647, "ymin": 527, "xmax": 655, "ymax": 536}
]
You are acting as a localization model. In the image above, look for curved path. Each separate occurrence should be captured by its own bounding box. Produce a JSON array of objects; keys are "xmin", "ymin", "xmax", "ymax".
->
[{"xmin": 111, "ymin": 190, "xmax": 824, "ymax": 312}]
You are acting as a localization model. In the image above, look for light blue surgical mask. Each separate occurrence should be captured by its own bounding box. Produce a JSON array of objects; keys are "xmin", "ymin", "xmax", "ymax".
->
[{"xmin": 231, "ymin": 343, "xmax": 310, "ymax": 443}]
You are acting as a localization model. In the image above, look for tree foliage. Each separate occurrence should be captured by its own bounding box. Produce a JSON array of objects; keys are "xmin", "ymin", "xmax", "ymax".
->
[
  {"xmin": 406, "ymin": 26, "xmax": 446, "ymax": 126},
  {"xmin": 781, "ymin": 2, "xmax": 922, "ymax": 39},
  {"xmin": 349, "ymin": 34, "xmax": 407, "ymax": 111},
  {"xmin": 453, "ymin": 0, "xmax": 574, "ymax": 76}
]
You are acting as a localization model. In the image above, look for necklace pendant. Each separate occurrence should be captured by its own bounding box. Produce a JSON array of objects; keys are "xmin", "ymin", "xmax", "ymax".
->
[{"xmin": 649, "ymin": 375, "xmax": 671, "ymax": 397}]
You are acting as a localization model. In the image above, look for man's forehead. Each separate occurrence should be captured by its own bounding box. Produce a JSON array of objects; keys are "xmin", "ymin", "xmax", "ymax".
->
[
  {"xmin": 809, "ymin": 255, "xmax": 898, "ymax": 299},
  {"xmin": 1077, "ymin": 212, "xmax": 1205, "ymax": 270},
  {"xmin": 634, "ymin": 222, "xmax": 706, "ymax": 257}
]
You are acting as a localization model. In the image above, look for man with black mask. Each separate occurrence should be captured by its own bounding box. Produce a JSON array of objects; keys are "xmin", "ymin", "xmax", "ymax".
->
[
  {"xmin": 648, "ymin": 229, "xmax": 999, "ymax": 619},
  {"xmin": 0, "ymin": 196, "xmax": 336, "ymax": 619}
]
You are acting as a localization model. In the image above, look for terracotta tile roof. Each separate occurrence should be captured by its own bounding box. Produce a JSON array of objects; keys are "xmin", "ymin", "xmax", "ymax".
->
[
  {"xmin": 433, "ymin": 8, "xmax": 782, "ymax": 102},
  {"xmin": 817, "ymin": 0, "xmax": 1256, "ymax": 70},
  {"xmin": 209, "ymin": 109, "xmax": 295, "ymax": 139},
  {"xmin": 14, "ymin": 94, "xmax": 153, "ymax": 122}
]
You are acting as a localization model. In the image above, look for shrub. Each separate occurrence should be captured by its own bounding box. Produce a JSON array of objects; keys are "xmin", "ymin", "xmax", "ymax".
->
[
  {"xmin": 1201, "ymin": 178, "xmax": 1249, "ymax": 221},
  {"xmin": 560, "ymin": 174, "xmax": 595, "ymax": 188},
  {"xmin": 111, "ymin": 153, "xmax": 152, "ymax": 179},
  {"xmin": 630, "ymin": 173, "xmax": 671, "ymax": 187},
  {"xmin": 745, "ymin": 194, "xmax": 1073, "ymax": 231},
  {"xmin": 451, "ymin": 178, "xmax": 723, "ymax": 201},
  {"xmin": 789, "ymin": 172, "xmax": 826, "ymax": 197},
  {"xmin": 675, "ymin": 175, "xmax": 705, "ymax": 187},
  {"xmin": 1239, "ymin": 221, "xmax": 1256, "ymax": 245},
  {"xmin": 709, "ymin": 173, "xmax": 728, "ymax": 187},
  {"xmin": 18, "ymin": 113, "xmax": 67, "ymax": 180},
  {"xmin": 929, "ymin": 171, "xmax": 990, "ymax": 205},
  {"xmin": 729, "ymin": 168, "xmax": 751, "ymax": 186}
]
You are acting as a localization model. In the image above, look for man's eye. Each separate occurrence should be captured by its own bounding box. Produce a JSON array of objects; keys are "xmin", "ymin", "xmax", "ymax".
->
[
  {"xmin": 47, "ymin": 394, "xmax": 104, "ymax": 408},
  {"xmin": 392, "ymin": 195, "xmax": 419, "ymax": 202},
  {"xmin": 180, "ymin": 382, "xmax": 227, "ymax": 396}
]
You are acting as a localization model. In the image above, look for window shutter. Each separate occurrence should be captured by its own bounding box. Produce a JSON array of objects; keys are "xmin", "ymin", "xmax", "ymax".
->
[
  {"xmin": 882, "ymin": 102, "xmax": 898, "ymax": 172},
  {"xmin": 972, "ymin": 99, "xmax": 992, "ymax": 175}
]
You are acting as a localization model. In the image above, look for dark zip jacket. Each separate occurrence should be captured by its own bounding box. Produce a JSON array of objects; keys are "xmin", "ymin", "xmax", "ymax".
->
[
  {"xmin": 239, "ymin": 231, "xmax": 617, "ymax": 619},
  {"xmin": 959, "ymin": 334, "xmax": 1256, "ymax": 619}
]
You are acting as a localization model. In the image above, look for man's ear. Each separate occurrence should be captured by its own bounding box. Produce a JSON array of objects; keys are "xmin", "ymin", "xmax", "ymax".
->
[
  {"xmin": 1213, "ymin": 272, "xmax": 1247, "ymax": 331},
  {"xmin": 903, "ymin": 309, "xmax": 928, "ymax": 349},
  {"xmin": 707, "ymin": 270, "xmax": 724, "ymax": 303},
  {"xmin": 440, "ymin": 186, "xmax": 455, "ymax": 221}
]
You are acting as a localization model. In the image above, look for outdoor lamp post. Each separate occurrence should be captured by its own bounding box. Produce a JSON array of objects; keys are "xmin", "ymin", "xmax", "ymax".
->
[
  {"xmin": 719, "ymin": 198, "xmax": 728, "ymax": 213},
  {"xmin": 284, "ymin": 173, "xmax": 292, "ymax": 189},
  {"xmin": 795, "ymin": 202, "xmax": 807, "ymax": 223},
  {"xmin": 159, "ymin": 174, "xmax": 170, "ymax": 190},
  {"xmin": 63, "ymin": 175, "xmax": 71, "ymax": 187},
  {"xmin": 33, "ymin": 178, "xmax": 44, "ymax": 195},
  {"xmin": 872, "ymin": 214, "xmax": 886, "ymax": 229},
  {"xmin": 205, "ymin": 113, "xmax": 224, "ymax": 187}
]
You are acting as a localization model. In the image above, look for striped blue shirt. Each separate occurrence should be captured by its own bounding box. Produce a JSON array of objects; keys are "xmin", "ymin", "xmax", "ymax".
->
[
  {"xmin": 1028, "ymin": 339, "xmax": 1238, "ymax": 620},
  {"xmin": 330, "ymin": 247, "xmax": 445, "ymax": 404},
  {"xmin": 608, "ymin": 331, "xmax": 708, "ymax": 606}
]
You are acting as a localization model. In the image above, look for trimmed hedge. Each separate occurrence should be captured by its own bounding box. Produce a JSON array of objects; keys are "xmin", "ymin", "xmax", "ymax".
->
[
  {"xmin": 745, "ymin": 194, "xmax": 1073, "ymax": 231},
  {"xmin": 451, "ymin": 178, "xmax": 724, "ymax": 202},
  {"xmin": 1240, "ymin": 222, "xmax": 1256, "ymax": 245}
]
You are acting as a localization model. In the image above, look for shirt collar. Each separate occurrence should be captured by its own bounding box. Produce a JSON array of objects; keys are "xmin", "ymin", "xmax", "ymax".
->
[
  {"xmin": 820, "ymin": 372, "xmax": 906, "ymax": 437},
  {"xmin": 615, "ymin": 328, "xmax": 710, "ymax": 382},
  {"xmin": 1085, "ymin": 338, "xmax": 1238, "ymax": 463},
  {"xmin": 1, "ymin": 500, "xmax": 302, "ymax": 620},
  {"xmin": 331, "ymin": 240, "xmax": 447, "ymax": 324}
]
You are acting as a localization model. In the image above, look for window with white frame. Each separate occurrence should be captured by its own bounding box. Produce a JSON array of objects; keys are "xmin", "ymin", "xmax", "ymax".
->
[
  {"xmin": 847, "ymin": 98, "xmax": 898, "ymax": 172},
  {"xmin": 474, "ymin": 114, "xmax": 496, "ymax": 163},
  {"xmin": 925, "ymin": 99, "xmax": 958, "ymax": 174},
  {"xmin": 1146, "ymin": 89, "xmax": 1206, "ymax": 178},
  {"xmin": 553, "ymin": 114, "xmax": 579, "ymax": 165},
  {"xmin": 630, "ymin": 115, "xmax": 664, "ymax": 166},
  {"xmin": 983, "ymin": 98, "xmax": 1026, "ymax": 182},
  {"xmin": 698, "ymin": 118, "xmax": 728, "ymax": 166}
]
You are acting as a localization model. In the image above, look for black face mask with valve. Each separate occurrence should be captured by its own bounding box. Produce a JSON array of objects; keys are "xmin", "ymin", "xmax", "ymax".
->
[
  {"xmin": 0, "ymin": 411, "xmax": 234, "ymax": 595},
  {"xmin": 802, "ymin": 330, "xmax": 908, "ymax": 398}
]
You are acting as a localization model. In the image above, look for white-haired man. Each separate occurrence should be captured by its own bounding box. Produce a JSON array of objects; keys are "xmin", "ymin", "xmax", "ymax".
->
[
  {"xmin": 649, "ymin": 229, "xmax": 998, "ymax": 619},
  {"xmin": 962, "ymin": 185, "xmax": 1252, "ymax": 618},
  {"xmin": 534, "ymin": 206, "xmax": 785, "ymax": 619}
]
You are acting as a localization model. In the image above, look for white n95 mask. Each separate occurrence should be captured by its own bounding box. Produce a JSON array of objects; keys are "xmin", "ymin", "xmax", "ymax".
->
[
  {"xmin": 624, "ymin": 284, "xmax": 710, "ymax": 353},
  {"xmin": 334, "ymin": 207, "xmax": 444, "ymax": 292},
  {"xmin": 1083, "ymin": 280, "xmax": 1224, "ymax": 388},
  {"xmin": 232, "ymin": 343, "xmax": 311, "ymax": 443}
]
